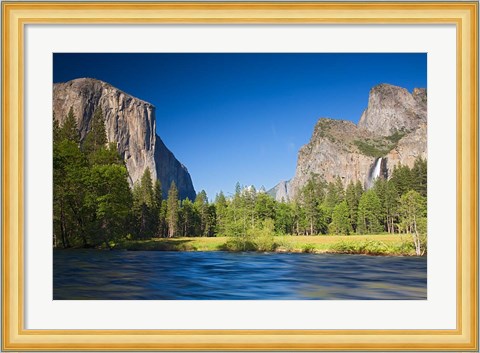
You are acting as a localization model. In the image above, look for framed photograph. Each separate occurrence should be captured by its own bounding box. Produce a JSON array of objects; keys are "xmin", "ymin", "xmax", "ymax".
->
[{"xmin": 2, "ymin": 1, "xmax": 478, "ymax": 351}]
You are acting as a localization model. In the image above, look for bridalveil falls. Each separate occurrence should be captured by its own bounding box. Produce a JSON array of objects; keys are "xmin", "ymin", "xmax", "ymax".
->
[{"xmin": 366, "ymin": 157, "xmax": 386, "ymax": 189}]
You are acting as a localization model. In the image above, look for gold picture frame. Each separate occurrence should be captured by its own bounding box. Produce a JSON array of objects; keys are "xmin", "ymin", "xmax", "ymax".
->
[{"xmin": 2, "ymin": 2, "xmax": 478, "ymax": 351}]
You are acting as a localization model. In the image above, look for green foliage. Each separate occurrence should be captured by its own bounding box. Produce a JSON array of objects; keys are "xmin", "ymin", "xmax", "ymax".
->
[
  {"xmin": 86, "ymin": 164, "xmax": 133, "ymax": 248},
  {"xmin": 331, "ymin": 240, "xmax": 389, "ymax": 255},
  {"xmin": 214, "ymin": 191, "xmax": 228, "ymax": 236},
  {"xmin": 194, "ymin": 190, "xmax": 211, "ymax": 236},
  {"xmin": 131, "ymin": 168, "xmax": 159, "ymax": 239},
  {"xmin": 390, "ymin": 164, "xmax": 414, "ymax": 196},
  {"xmin": 60, "ymin": 107, "xmax": 80, "ymax": 144},
  {"xmin": 298, "ymin": 174, "xmax": 327, "ymax": 235},
  {"xmin": 374, "ymin": 178, "xmax": 399, "ymax": 234},
  {"xmin": 83, "ymin": 107, "xmax": 107, "ymax": 155},
  {"xmin": 330, "ymin": 238, "xmax": 417, "ymax": 256},
  {"xmin": 353, "ymin": 140, "xmax": 389, "ymax": 158},
  {"xmin": 116, "ymin": 235, "xmax": 417, "ymax": 255},
  {"xmin": 178, "ymin": 198, "xmax": 196, "ymax": 236},
  {"xmin": 119, "ymin": 238, "xmax": 198, "ymax": 251},
  {"xmin": 53, "ymin": 105, "xmax": 145, "ymax": 248},
  {"xmin": 330, "ymin": 201, "xmax": 352, "ymax": 235},
  {"xmin": 357, "ymin": 190, "xmax": 382, "ymax": 234},
  {"xmin": 385, "ymin": 131, "xmax": 406, "ymax": 144},
  {"xmin": 205, "ymin": 204, "xmax": 217, "ymax": 237},
  {"xmin": 302, "ymin": 243, "xmax": 316, "ymax": 253},
  {"xmin": 398, "ymin": 190, "xmax": 427, "ymax": 255},
  {"xmin": 398, "ymin": 191, "xmax": 426, "ymax": 230},
  {"xmin": 53, "ymin": 104, "xmax": 427, "ymax": 256},
  {"xmin": 255, "ymin": 192, "xmax": 276, "ymax": 222},
  {"xmin": 274, "ymin": 201, "xmax": 294, "ymax": 235},
  {"xmin": 166, "ymin": 181, "xmax": 180, "ymax": 238},
  {"xmin": 251, "ymin": 219, "xmax": 277, "ymax": 251},
  {"xmin": 223, "ymin": 218, "xmax": 278, "ymax": 252},
  {"xmin": 53, "ymin": 139, "xmax": 89, "ymax": 248},
  {"xmin": 89, "ymin": 143, "xmax": 123, "ymax": 166},
  {"xmin": 345, "ymin": 180, "xmax": 363, "ymax": 232},
  {"xmin": 353, "ymin": 131, "xmax": 405, "ymax": 158},
  {"xmin": 324, "ymin": 177, "xmax": 344, "ymax": 210},
  {"xmin": 412, "ymin": 158, "xmax": 427, "ymax": 197}
]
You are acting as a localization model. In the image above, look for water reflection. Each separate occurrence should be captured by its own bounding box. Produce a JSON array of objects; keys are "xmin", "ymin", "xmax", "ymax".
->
[{"xmin": 53, "ymin": 250, "xmax": 427, "ymax": 300}]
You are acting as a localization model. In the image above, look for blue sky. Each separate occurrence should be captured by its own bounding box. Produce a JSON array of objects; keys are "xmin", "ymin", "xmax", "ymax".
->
[{"xmin": 54, "ymin": 53, "xmax": 426, "ymax": 199}]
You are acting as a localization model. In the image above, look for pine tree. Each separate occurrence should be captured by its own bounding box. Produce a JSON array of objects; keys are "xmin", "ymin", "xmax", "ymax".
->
[
  {"xmin": 412, "ymin": 158, "xmax": 427, "ymax": 197},
  {"xmin": 87, "ymin": 164, "xmax": 132, "ymax": 248},
  {"xmin": 205, "ymin": 204, "xmax": 217, "ymax": 237},
  {"xmin": 384, "ymin": 181, "xmax": 399, "ymax": 233},
  {"xmin": 194, "ymin": 190, "xmax": 209, "ymax": 236},
  {"xmin": 53, "ymin": 108, "xmax": 134, "ymax": 249},
  {"xmin": 255, "ymin": 192, "xmax": 276, "ymax": 223},
  {"xmin": 53, "ymin": 139, "xmax": 89, "ymax": 248},
  {"xmin": 345, "ymin": 181, "xmax": 363, "ymax": 232},
  {"xmin": 153, "ymin": 180, "xmax": 162, "ymax": 210},
  {"xmin": 158, "ymin": 200, "xmax": 168, "ymax": 237},
  {"xmin": 373, "ymin": 178, "xmax": 388, "ymax": 231},
  {"xmin": 391, "ymin": 164, "xmax": 413, "ymax": 196},
  {"xmin": 166, "ymin": 181, "xmax": 179, "ymax": 238},
  {"xmin": 274, "ymin": 201, "xmax": 294, "ymax": 235},
  {"xmin": 61, "ymin": 106, "xmax": 80, "ymax": 144},
  {"xmin": 300, "ymin": 174, "xmax": 325, "ymax": 235},
  {"xmin": 330, "ymin": 200, "xmax": 352, "ymax": 235},
  {"xmin": 131, "ymin": 168, "xmax": 158, "ymax": 238},
  {"xmin": 214, "ymin": 191, "xmax": 228, "ymax": 236},
  {"xmin": 83, "ymin": 106, "xmax": 107, "ymax": 155},
  {"xmin": 140, "ymin": 168, "xmax": 155, "ymax": 208},
  {"xmin": 179, "ymin": 198, "xmax": 196, "ymax": 236},
  {"xmin": 244, "ymin": 185, "xmax": 257, "ymax": 229},
  {"xmin": 357, "ymin": 189, "xmax": 382, "ymax": 234}
]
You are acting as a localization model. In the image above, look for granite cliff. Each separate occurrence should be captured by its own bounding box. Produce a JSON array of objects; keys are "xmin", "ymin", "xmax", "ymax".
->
[
  {"xmin": 270, "ymin": 83, "xmax": 427, "ymax": 201},
  {"xmin": 53, "ymin": 78, "xmax": 196, "ymax": 200}
]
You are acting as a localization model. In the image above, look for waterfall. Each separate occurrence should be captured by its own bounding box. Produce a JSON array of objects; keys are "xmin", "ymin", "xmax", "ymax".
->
[
  {"xmin": 372, "ymin": 157, "xmax": 382, "ymax": 180},
  {"xmin": 367, "ymin": 157, "xmax": 383, "ymax": 189}
]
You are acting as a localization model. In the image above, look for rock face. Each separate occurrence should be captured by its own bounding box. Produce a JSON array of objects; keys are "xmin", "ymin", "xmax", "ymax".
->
[
  {"xmin": 269, "ymin": 83, "xmax": 427, "ymax": 201},
  {"xmin": 385, "ymin": 122, "xmax": 427, "ymax": 175},
  {"xmin": 358, "ymin": 84, "xmax": 427, "ymax": 136},
  {"xmin": 267, "ymin": 180, "xmax": 291, "ymax": 202},
  {"xmin": 53, "ymin": 78, "xmax": 196, "ymax": 200}
]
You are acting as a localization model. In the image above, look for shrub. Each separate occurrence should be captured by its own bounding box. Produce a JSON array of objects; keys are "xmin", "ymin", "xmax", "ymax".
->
[
  {"xmin": 252, "ymin": 219, "xmax": 277, "ymax": 251},
  {"xmin": 220, "ymin": 238, "xmax": 257, "ymax": 252},
  {"xmin": 331, "ymin": 240, "xmax": 389, "ymax": 255},
  {"xmin": 302, "ymin": 244, "xmax": 316, "ymax": 253}
]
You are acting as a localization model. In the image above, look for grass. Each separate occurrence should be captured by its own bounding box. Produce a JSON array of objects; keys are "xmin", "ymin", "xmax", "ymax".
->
[
  {"xmin": 117, "ymin": 234, "xmax": 420, "ymax": 256},
  {"xmin": 118, "ymin": 237, "xmax": 225, "ymax": 251}
]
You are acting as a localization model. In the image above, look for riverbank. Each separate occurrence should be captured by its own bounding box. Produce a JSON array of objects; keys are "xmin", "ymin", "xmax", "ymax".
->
[{"xmin": 115, "ymin": 234, "xmax": 421, "ymax": 256}]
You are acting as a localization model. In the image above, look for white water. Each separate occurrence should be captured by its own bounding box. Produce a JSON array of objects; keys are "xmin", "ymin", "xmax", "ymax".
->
[
  {"xmin": 367, "ymin": 157, "xmax": 383, "ymax": 189},
  {"xmin": 372, "ymin": 157, "xmax": 382, "ymax": 180}
]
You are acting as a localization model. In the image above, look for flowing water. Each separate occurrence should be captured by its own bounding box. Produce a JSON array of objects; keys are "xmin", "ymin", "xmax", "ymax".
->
[
  {"xmin": 367, "ymin": 157, "xmax": 383, "ymax": 189},
  {"xmin": 53, "ymin": 250, "xmax": 426, "ymax": 300}
]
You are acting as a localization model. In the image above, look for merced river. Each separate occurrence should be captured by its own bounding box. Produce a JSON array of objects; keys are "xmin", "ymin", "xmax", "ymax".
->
[{"xmin": 54, "ymin": 250, "xmax": 426, "ymax": 300}]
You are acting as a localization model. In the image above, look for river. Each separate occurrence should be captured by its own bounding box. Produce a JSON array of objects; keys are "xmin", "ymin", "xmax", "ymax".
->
[{"xmin": 53, "ymin": 250, "xmax": 427, "ymax": 300}]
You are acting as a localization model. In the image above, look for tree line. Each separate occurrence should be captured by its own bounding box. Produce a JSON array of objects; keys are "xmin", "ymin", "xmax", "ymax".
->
[{"xmin": 54, "ymin": 106, "xmax": 427, "ymax": 253}]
